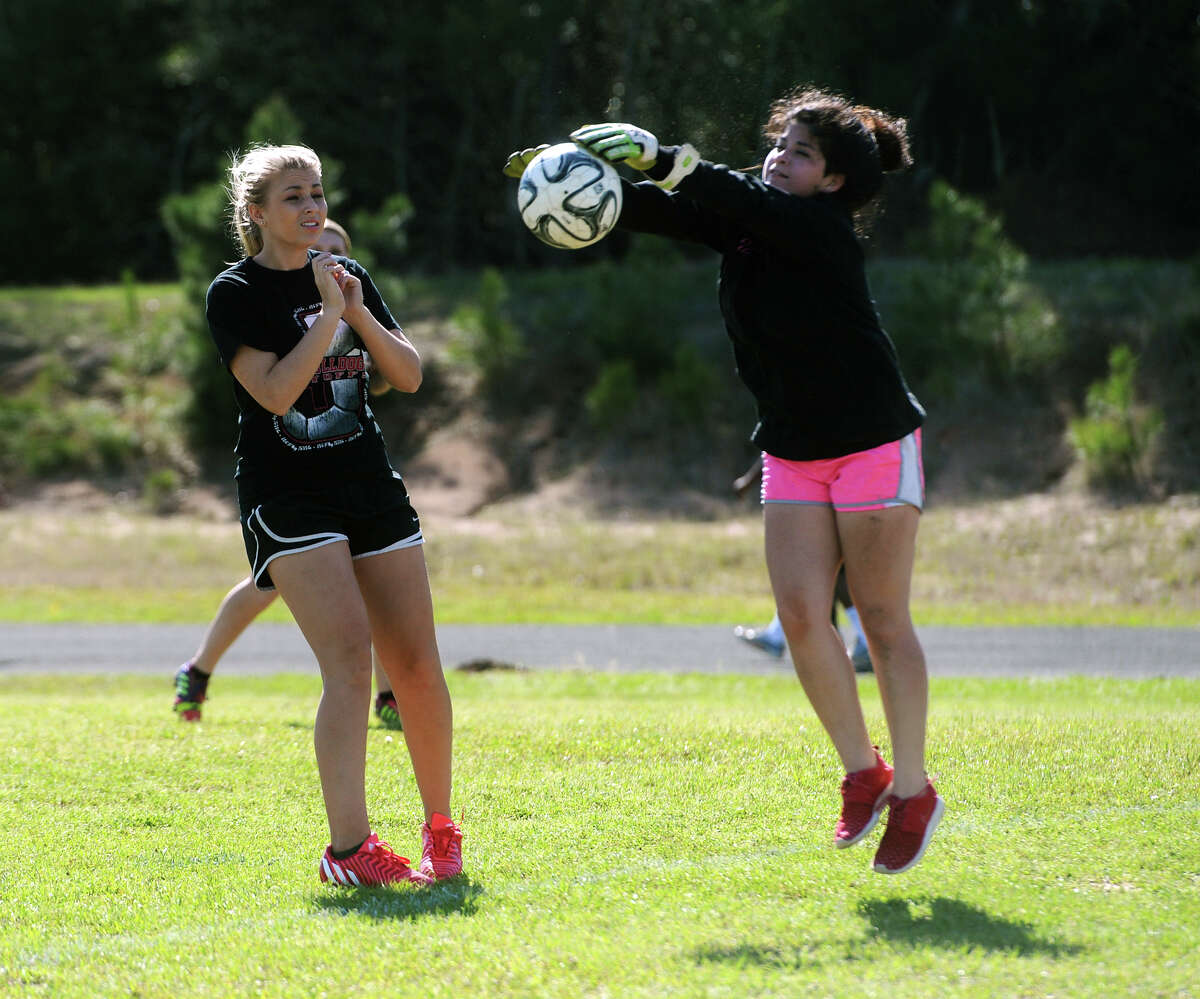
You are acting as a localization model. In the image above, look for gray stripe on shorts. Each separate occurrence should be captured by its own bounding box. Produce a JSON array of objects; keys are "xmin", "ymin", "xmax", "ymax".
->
[
  {"xmin": 831, "ymin": 433, "xmax": 923, "ymax": 511},
  {"xmin": 895, "ymin": 432, "xmax": 924, "ymax": 510}
]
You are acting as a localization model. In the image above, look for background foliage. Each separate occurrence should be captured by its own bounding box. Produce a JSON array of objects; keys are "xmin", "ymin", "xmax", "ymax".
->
[
  {"xmin": 3, "ymin": 0, "xmax": 1197, "ymax": 502},
  {"xmin": 6, "ymin": 0, "xmax": 1198, "ymax": 283},
  {"xmin": 4, "ymin": 248, "xmax": 1196, "ymax": 501}
]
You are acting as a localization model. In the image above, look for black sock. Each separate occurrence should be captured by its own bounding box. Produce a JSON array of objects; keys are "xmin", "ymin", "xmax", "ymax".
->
[
  {"xmin": 331, "ymin": 838, "xmax": 367, "ymax": 860},
  {"xmin": 183, "ymin": 664, "xmax": 210, "ymax": 696}
]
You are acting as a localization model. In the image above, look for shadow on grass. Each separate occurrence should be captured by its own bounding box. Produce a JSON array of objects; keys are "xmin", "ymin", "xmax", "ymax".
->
[
  {"xmin": 314, "ymin": 877, "xmax": 483, "ymax": 921},
  {"xmin": 694, "ymin": 896, "xmax": 1080, "ymax": 970},
  {"xmin": 694, "ymin": 943, "xmax": 823, "ymax": 971},
  {"xmin": 857, "ymin": 896, "xmax": 1082, "ymax": 956}
]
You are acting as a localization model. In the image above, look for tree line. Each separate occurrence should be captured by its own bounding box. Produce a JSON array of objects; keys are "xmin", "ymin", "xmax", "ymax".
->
[{"xmin": 5, "ymin": 0, "xmax": 1197, "ymax": 284}]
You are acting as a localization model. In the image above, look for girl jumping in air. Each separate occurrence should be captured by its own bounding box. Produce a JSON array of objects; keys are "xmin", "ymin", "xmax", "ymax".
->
[
  {"xmin": 506, "ymin": 85, "xmax": 942, "ymax": 874},
  {"xmin": 206, "ymin": 144, "xmax": 462, "ymax": 886}
]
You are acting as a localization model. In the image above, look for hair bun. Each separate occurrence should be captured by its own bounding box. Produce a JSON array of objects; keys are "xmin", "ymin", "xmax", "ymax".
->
[{"xmin": 854, "ymin": 106, "xmax": 912, "ymax": 173}]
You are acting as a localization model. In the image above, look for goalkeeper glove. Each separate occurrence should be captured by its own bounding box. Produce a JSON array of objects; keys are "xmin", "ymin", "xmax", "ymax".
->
[
  {"xmin": 502, "ymin": 145, "xmax": 551, "ymax": 179},
  {"xmin": 570, "ymin": 122, "xmax": 659, "ymax": 171}
]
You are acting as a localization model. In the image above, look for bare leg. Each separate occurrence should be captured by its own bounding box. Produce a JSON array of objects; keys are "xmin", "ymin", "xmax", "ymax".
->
[
  {"xmin": 838, "ymin": 506, "xmax": 928, "ymax": 797},
  {"xmin": 355, "ymin": 546, "xmax": 452, "ymax": 821},
  {"xmin": 189, "ymin": 577, "xmax": 278, "ymax": 674},
  {"xmin": 268, "ymin": 542, "xmax": 373, "ymax": 853},
  {"xmin": 764, "ymin": 504, "xmax": 876, "ymax": 775}
]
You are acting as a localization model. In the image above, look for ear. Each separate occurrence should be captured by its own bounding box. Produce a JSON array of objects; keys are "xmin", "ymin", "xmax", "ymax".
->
[{"xmin": 821, "ymin": 172, "xmax": 845, "ymax": 194}]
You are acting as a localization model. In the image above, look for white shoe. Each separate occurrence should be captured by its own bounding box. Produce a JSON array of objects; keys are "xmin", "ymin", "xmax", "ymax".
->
[{"xmin": 734, "ymin": 625, "xmax": 785, "ymax": 658}]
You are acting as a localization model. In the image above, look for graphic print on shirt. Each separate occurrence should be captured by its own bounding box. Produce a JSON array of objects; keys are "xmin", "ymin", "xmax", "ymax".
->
[{"xmin": 276, "ymin": 305, "xmax": 370, "ymax": 452}]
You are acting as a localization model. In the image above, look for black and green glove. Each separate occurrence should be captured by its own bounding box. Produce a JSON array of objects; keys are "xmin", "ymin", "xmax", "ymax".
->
[
  {"xmin": 570, "ymin": 122, "xmax": 660, "ymax": 171},
  {"xmin": 571, "ymin": 122, "xmax": 700, "ymax": 190}
]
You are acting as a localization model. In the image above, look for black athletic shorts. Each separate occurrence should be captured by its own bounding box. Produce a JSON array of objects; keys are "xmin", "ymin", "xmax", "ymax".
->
[{"xmin": 238, "ymin": 473, "xmax": 423, "ymax": 591}]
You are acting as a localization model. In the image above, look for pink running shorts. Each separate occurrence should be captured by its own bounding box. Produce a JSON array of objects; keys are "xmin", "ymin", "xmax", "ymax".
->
[{"xmin": 761, "ymin": 430, "xmax": 924, "ymax": 512}]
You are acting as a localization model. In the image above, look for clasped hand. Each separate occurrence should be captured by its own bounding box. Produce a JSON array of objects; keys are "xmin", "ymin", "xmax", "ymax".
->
[{"xmin": 312, "ymin": 251, "xmax": 363, "ymax": 318}]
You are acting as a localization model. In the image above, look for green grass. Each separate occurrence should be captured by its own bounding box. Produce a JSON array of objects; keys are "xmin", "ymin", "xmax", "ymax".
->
[
  {"xmin": 1, "ymin": 672, "xmax": 1197, "ymax": 998},
  {"xmin": 3, "ymin": 495, "xmax": 1200, "ymax": 626},
  {"xmin": 6, "ymin": 584, "xmax": 1199, "ymax": 629}
]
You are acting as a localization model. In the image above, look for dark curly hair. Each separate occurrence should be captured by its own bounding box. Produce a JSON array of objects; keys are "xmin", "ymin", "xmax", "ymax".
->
[{"xmin": 764, "ymin": 86, "xmax": 912, "ymax": 224}]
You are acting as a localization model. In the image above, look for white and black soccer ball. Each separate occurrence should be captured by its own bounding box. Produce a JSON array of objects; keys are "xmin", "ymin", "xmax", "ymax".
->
[{"xmin": 518, "ymin": 143, "xmax": 622, "ymax": 250}]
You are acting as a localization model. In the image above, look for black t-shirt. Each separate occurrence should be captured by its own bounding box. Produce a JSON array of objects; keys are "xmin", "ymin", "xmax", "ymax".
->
[
  {"xmin": 206, "ymin": 251, "xmax": 399, "ymax": 499},
  {"xmin": 618, "ymin": 156, "xmax": 925, "ymax": 461}
]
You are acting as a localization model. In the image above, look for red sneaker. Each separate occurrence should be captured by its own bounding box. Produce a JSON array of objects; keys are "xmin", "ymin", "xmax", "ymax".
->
[
  {"xmin": 419, "ymin": 812, "xmax": 464, "ymax": 880},
  {"xmin": 873, "ymin": 780, "xmax": 945, "ymax": 874},
  {"xmin": 834, "ymin": 748, "xmax": 894, "ymax": 848},
  {"xmin": 319, "ymin": 833, "xmax": 432, "ymax": 887}
]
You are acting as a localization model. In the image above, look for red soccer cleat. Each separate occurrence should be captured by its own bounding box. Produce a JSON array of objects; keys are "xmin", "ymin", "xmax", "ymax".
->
[
  {"xmin": 419, "ymin": 812, "xmax": 464, "ymax": 881},
  {"xmin": 834, "ymin": 747, "xmax": 894, "ymax": 848},
  {"xmin": 873, "ymin": 780, "xmax": 945, "ymax": 874},
  {"xmin": 319, "ymin": 832, "xmax": 432, "ymax": 887}
]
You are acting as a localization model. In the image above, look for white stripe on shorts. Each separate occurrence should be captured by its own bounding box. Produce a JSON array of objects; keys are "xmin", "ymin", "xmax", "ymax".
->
[
  {"xmin": 352, "ymin": 530, "xmax": 425, "ymax": 561},
  {"xmin": 249, "ymin": 506, "xmax": 347, "ymax": 588}
]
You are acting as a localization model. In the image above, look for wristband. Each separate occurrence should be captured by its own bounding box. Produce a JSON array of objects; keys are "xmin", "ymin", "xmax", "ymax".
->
[{"xmin": 652, "ymin": 143, "xmax": 700, "ymax": 191}]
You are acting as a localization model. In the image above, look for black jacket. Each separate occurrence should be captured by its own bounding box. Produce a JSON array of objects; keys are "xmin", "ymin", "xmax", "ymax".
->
[{"xmin": 618, "ymin": 154, "xmax": 924, "ymax": 460}]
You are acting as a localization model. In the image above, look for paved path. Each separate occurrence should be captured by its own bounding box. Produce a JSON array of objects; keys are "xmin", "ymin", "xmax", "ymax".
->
[{"xmin": 2, "ymin": 622, "xmax": 1197, "ymax": 677}]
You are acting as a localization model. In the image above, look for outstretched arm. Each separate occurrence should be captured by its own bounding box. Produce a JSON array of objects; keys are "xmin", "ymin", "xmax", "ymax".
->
[
  {"xmin": 501, "ymin": 131, "xmax": 720, "ymax": 249},
  {"xmin": 576, "ymin": 123, "xmax": 852, "ymax": 262}
]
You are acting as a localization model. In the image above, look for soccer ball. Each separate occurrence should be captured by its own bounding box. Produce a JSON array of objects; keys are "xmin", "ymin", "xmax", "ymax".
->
[{"xmin": 517, "ymin": 143, "xmax": 622, "ymax": 250}]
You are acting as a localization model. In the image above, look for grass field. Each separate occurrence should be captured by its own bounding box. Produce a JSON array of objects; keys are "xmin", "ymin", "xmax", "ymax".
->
[
  {"xmin": 4, "ymin": 237, "xmax": 1197, "ymax": 995},
  {"xmin": 2, "ymin": 489, "xmax": 1197, "ymax": 994},
  {"xmin": 2, "ymin": 492, "xmax": 1199, "ymax": 626},
  {"xmin": 1, "ymin": 671, "xmax": 1197, "ymax": 998}
]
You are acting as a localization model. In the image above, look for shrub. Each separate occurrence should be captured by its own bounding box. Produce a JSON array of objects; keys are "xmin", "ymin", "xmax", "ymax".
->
[
  {"xmin": 160, "ymin": 181, "xmax": 241, "ymax": 453},
  {"xmin": 142, "ymin": 467, "xmax": 182, "ymax": 515},
  {"xmin": 349, "ymin": 193, "xmax": 414, "ymax": 274},
  {"xmin": 1069, "ymin": 345, "xmax": 1163, "ymax": 491},
  {"xmin": 0, "ymin": 392, "xmax": 139, "ymax": 478},
  {"xmin": 450, "ymin": 268, "xmax": 524, "ymax": 386},
  {"xmin": 585, "ymin": 360, "xmax": 639, "ymax": 431},
  {"xmin": 657, "ymin": 342, "xmax": 723, "ymax": 428},
  {"xmin": 1151, "ymin": 307, "xmax": 1200, "ymax": 491},
  {"xmin": 883, "ymin": 180, "xmax": 1062, "ymax": 399}
]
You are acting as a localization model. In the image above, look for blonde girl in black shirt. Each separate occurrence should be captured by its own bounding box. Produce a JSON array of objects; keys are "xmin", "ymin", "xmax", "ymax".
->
[{"xmin": 207, "ymin": 145, "xmax": 463, "ymax": 885}]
